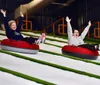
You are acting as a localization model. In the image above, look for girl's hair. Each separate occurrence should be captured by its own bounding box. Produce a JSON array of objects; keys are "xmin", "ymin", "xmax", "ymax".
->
[
  {"xmin": 8, "ymin": 20, "xmax": 16, "ymax": 27},
  {"xmin": 73, "ymin": 29, "xmax": 79, "ymax": 33},
  {"xmin": 73, "ymin": 29, "xmax": 80, "ymax": 35}
]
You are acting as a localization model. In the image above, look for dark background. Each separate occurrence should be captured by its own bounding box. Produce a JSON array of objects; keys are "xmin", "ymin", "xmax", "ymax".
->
[{"xmin": 0, "ymin": 0, "xmax": 100, "ymax": 31}]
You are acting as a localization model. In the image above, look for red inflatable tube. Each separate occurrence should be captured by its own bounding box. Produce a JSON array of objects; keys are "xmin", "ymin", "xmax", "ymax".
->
[
  {"xmin": 62, "ymin": 45, "xmax": 99, "ymax": 60},
  {"xmin": 1, "ymin": 39, "xmax": 39, "ymax": 54}
]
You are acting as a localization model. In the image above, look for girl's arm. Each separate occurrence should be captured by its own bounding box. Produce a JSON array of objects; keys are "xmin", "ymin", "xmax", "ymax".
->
[
  {"xmin": 80, "ymin": 21, "xmax": 91, "ymax": 39},
  {"xmin": 0, "ymin": 9, "xmax": 10, "ymax": 31},
  {"xmin": 65, "ymin": 16, "xmax": 73, "ymax": 39},
  {"xmin": 16, "ymin": 12, "xmax": 24, "ymax": 32}
]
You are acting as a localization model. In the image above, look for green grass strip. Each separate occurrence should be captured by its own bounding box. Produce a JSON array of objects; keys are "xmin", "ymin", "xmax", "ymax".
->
[
  {"xmin": 45, "ymin": 42, "xmax": 62, "ymax": 48},
  {"xmin": 1, "ymin": 30, "xmax": 100, "ymax": 44},
  {"xmin": 1, "ymin": 32, "xmax": 99, "ymax": 44},
  {"xmin": 0, "ymin": 33, "xmax": 100, "ymax": 66},
  {"xmin": 0, "ymin": 33, "xmax": 96, "ymax": 49},
  {"xmin": 0, "ymin": 32, "xmax": 100, "ymax": 63},
  {"xmin": 22, "ymin": 31, "xmax": 100, "ymax": 44},
  {"xmin": 22, "ymin": 33, "xmax": 67, "ymax": 43},
  {"xmin": 0, "ymin": 50, "xmax": 100, "ymax": 80},
  {"xmin": 22, "ymin": 32, "xmax": 100, "ymax": 45},
  {"xmin": 21, "ymin": 32, "xmax": 100, "ymax": 56},
  {"xmin": 84, "ymin": 38, "xmax": 100, "ymax": 44},
  {"xmin": 0, "ymin": 32, "xmax": 66, "ymax": 43},
  {"xmin": 0, "ymin": 67, "xmax": 55, "ymax": 85},
  {"xmin": 52, "ymin": 34, "xmax": 100, "ymax": 44},
  {"xmin": 40, "ymin": 49, "xmax": 100, "ymax": 65},
  {"xmin": 0, "ymin": 33, "xmax": 100, "ymax": 65},
  {"xmin": 0, "ymin": 33, "xmax": 6, "ymax": 36},
  {"xmin": 1, "ymin": 37, "xmax": 100, "ymax": 66}
]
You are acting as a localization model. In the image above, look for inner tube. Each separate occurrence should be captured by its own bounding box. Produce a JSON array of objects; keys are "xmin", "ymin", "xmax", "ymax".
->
[
  {"xmin": 1, "ymin": 39, "xmax": 39, "ymax": 54},
  {"xmin": 62, "ymin": 45, "xmax": 99, "ymax": 60}
]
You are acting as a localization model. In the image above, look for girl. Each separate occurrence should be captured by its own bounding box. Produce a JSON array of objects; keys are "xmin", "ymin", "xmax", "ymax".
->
[
  {"xmin": 0, "ymin": 9, "xmax": 45, "ymax": 44},
  {"xmin": 65, "ymin": 16, "xmax": 99, "ymax": 51}
]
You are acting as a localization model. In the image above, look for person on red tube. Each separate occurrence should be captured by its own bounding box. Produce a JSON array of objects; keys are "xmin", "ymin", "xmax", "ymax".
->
[
  {"xmin": 65, "ymin": 16, "xmax": 99, "ymax": 51},
  {"xmin": 0, "ymin": 9, "xmax": 45, "ymax": 45}
]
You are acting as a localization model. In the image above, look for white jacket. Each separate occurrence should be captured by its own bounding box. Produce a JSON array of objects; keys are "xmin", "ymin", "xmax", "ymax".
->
[{"xmin": 67, "ymin": 22, "xmax": 90, "ymax": 46}]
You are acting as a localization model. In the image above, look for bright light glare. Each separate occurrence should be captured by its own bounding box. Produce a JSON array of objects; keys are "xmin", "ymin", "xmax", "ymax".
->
[{"xmin": 28, "ymin": 0, "xmax": 43, "ymax": 8}]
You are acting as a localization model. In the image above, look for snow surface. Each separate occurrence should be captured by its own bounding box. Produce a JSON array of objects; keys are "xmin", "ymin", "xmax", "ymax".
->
[
  {"xmin": 1, "ymin": 30, "xmax": 100, "ymax": 85},
  {"xmin": 12, "ymin": 51, "xmax": 100, "ymax": 76},
  {"xmin": 0, "ymin": 53, "xmax": 100, "ymax": 85},
  {"xmin": 0, "ymin": 71, "xmax": 41, "ymax": 85},
  {"xmin": 21, "ymin": 31, "xmax": 67, "ymax": 42},
  {"xmin": 0, "ymin": 35, "xmax": 7, "ymax": 40}
]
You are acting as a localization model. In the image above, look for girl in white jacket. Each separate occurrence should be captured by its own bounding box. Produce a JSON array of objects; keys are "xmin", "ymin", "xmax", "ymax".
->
[{"xmin": 65, "ymin": 16, "xmax": 99, "ymax": 50}]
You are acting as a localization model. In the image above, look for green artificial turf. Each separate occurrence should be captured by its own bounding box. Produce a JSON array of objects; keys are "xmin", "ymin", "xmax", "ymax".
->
[
  {"xmin": 0, "ymin": 67, "xmax": 55, "ymax": 85},
  {"xmin": 0, "ymin": 50, "xmax": 100, "ymax": 80}
]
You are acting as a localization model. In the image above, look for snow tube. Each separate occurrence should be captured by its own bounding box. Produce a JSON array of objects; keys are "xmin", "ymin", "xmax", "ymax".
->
[
  {"xmin": 62, "ymin": 45, "xmax": 99, "ymax": 60},
  {"xmin": 1, "ymin": 39, "xmax": 39, "ymax": 54}
]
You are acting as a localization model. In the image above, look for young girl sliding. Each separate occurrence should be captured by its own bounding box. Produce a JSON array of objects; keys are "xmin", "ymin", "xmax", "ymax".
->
[
  {"xmin": 65, "ymin": 16, "xmax": 99, "ymax": 51},
  {"xmin": 0, "ymin": 9, "xmax": 45, "ymax": 44}
]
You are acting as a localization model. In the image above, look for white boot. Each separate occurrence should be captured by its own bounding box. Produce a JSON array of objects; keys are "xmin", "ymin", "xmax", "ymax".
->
[
  {"xmin": 35, "ymin": 40, "xmax": 41, "ymax": 45},
  {"xmin": 42, "ymin": 37, "xmax": 46, "ymax": 43},
  {"xmin": 95, "ymin": 44, "xmax": 100, "ymax": 50}
]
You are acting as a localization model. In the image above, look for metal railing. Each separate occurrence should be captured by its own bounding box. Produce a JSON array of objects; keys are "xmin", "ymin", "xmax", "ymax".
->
[
  {"xmin": 21, "ymin": 12, "xmax": 32, "ymax": 31},
  {"xmin": 43, "ymin": 17, "xmax": 67, "ymax": 35}
]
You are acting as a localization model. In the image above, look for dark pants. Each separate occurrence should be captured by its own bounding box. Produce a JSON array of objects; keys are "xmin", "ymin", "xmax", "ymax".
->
[
  {"xmin": 78, "ymin": 44, "xmax": 98, "ymax": 51},
  {"xmin": 21, "ymin": 37, "xmax": 38, "ymax": 44}
]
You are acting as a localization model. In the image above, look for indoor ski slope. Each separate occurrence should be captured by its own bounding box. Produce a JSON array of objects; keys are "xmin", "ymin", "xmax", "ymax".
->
[
  {"xmin": 1, "ymin": 53, "xmax": 100, "ymax": 85},
  {"xmin": 0, "ymin": 30, "xmax": 100, "ymax": 85}
]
